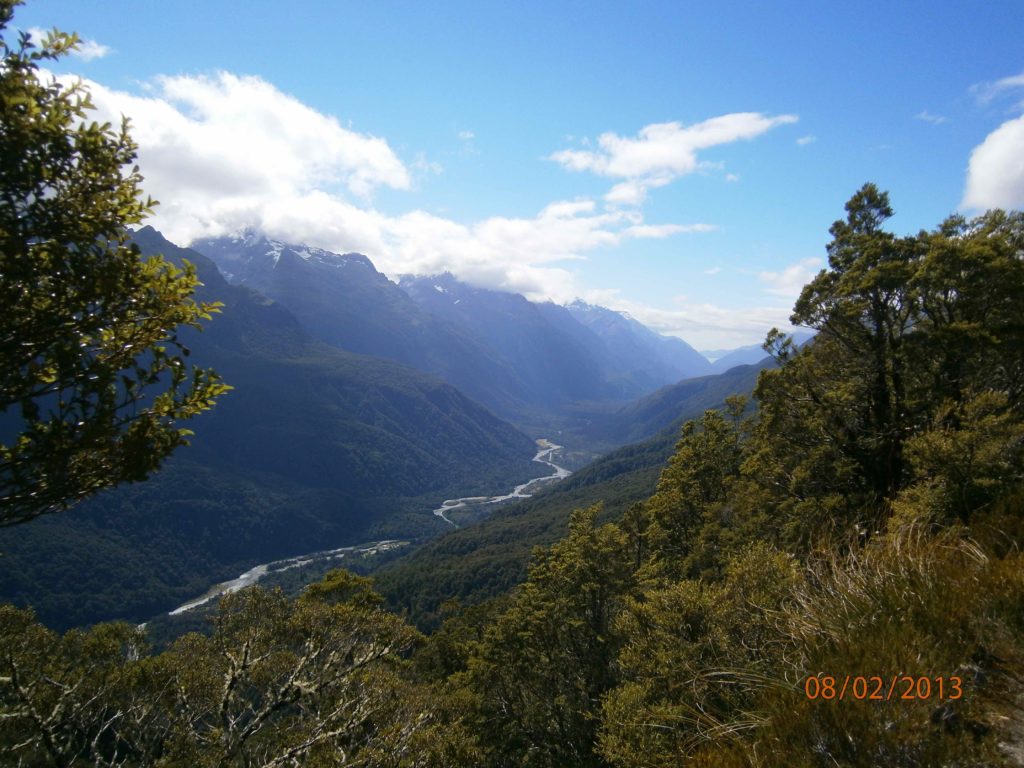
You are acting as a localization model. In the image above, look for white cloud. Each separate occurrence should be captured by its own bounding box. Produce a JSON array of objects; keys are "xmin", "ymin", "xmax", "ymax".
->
[
  {"xmin": 581, "ymin": 291, "xmax": 799, "ymax": 349},
  {"xmin": 759, "ymin": 258, "xmax": 822, "ymax": 298},
  {"xmin": 624, "ymin": 223, "xmax": 715, "ymax": 238},
  {"xmin": 703, "ymin": 266, "xmax": 721, "ymax": 275},
  {"xmin": 796, "ymin": 135, "xmax": 816, "ymax": 146},
  {"xmin": 74, "ymin": 38, "xmax": 111, "ymax": 61},
  {"xmin": 915, "ymin": 110, "xmax": 947, "ymax": 125},
  {"xmin": 725, "ymin": 173, "xmax": 740, "ymax": 182},
  {"xmin": 552, "ymin": 113, "xmax": 797, "ymax": 205},
  {"xmin": 65, "ymin": 70, "xmax": 411, "ymax": 243},
  {"xmin": 552, "ymin": 113, "xmax": 797, "ymax": 179},
  {"xmin": 458, "ymin": 130, "xmax": 475, "ymax": 140},
  {"xmin": 28, "ymin": 27, "xmax": 110, "ymax": 60},
  {"xmin": 604, "ymin": 180, "xmax": 648, "ymax": 206},
  {"xmin": 49, "ymin": 69, "xmax": 719, "ymax": 306},
  {"xmin": 962, "ymin": 113, "xmax": 1024, "ymax": 209},
  {"xmin": 971, "ymin": 71, "xmax": 1024, "ymax": 104}
]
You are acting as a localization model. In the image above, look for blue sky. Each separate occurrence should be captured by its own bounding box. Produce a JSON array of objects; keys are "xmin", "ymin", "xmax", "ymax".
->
[{"xmin": 14, "ymin": 1, "xmax": 1024, "ymax": 348}]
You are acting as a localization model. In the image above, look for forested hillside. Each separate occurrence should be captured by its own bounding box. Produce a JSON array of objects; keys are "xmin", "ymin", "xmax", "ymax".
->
[
  {"xmin": 375, "ymin": 361, "xmax": 766, "ymax": 628},
  {"xmin": 6, "ymin": 185, "xmax": 1022, "ymax": 766},
  {"xmin": 0, "ymin": 227, "xmax": 538, "ymax": 629},
  {"xmin": 418, "ymin": 187, "xmax": 1024, "ymax": 767}
]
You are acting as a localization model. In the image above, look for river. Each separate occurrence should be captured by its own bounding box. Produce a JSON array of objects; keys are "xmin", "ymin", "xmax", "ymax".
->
[
  {"xmin": 168, "ymin": 539, "xmax": 408, "ymax": 616},
  {"xmin": 168, "ymin": 439, "xmax": 570, "ymax": 615},
  {"xmin": 433, "ymin": 438, "xmax": 571, "ymax": 527}
]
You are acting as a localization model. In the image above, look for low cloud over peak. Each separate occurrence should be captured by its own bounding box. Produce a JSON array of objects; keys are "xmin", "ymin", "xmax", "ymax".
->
[{"xmin": 53, "ymin": 69, "xmax": 716, "ymax": 305}]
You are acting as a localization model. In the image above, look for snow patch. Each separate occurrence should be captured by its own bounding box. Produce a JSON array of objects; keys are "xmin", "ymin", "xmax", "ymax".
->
[{"xmin": 265, "ymin": 243, "xmax": 283, "ymax": 266}]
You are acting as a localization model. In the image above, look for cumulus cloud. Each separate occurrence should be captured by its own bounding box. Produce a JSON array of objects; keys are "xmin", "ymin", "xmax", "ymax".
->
[
  {"xmin": 65, "ymin": 70, "xmax": 411, "ymax": 241},
  {"xmin": 962, "ymin": 113, "xmax": 1024, "ymax": 209},
  {"xmin": 28, "ymin": 27, "xmax": 110, "ymax": 60},
  {"xmin": 553, "ymin": 113, "xmax": 796, "ymax": 206},
  {"xmin": 759, "ymin": 258, "xmax": 822, "ymax": 298},
  {"xmin": 796, "ymin": 135, "xmax": 816, "ymax": 146},
  {"xmin": 51, "ymin": 69, "xmax": 716, "ymax": 305}
]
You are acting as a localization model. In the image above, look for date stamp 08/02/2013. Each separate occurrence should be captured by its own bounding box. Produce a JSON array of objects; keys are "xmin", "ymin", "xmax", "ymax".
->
[{"xmin": 804, "ymin": 675, "xmax": 964, "ymax": 702}]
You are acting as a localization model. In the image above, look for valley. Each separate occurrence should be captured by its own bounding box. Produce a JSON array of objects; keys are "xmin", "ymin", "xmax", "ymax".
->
[
  {"xmin": 1, "ymin": 228, "xmax": 762, "ymax": 632},
  {"xmin": 167, "ymin": 539, "xmax": 410, "ymax": 617},
  {"xmin": 163, "ymin": 437, "xmax": 573, "ymax": 626}
]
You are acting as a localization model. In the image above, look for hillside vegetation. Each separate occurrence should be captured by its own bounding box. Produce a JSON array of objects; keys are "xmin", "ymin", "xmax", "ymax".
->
[
  {"xmin": 375, "ymin": 361, "xmax": 766, "ymax": 629},
  {"xmin": 0, "ymin": 228, "xmax": 537, "ymax": 629}
]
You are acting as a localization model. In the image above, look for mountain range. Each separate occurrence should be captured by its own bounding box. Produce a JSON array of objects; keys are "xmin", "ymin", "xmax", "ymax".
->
[
  {"xmin": 1, "ymin": 227, "xmax": 784, "ymax": 630},
  {"xmin": 399, "ymin": 274, "xmax": 712, "ymax": 406},
  {"xmin": 192, "ymin": 233, "xmax": 725, "ymax": 428},
  {"xmin": 0, "ymin": 229, "xmax": 538, "ymax": 629}
]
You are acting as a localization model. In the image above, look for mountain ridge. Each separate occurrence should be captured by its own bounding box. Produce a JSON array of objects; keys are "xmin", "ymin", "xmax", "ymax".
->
[{"xmin": 0, "ymin": 227, "xmax": 540, "ymax": 630}]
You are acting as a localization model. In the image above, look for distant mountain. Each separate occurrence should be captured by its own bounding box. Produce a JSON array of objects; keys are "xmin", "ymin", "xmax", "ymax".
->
[
  {"xmin": 705, "ymin": 343, "xmax": 770, "ymax": 373},
  {"xmin": 191, "ymin": 233, "xmax": 527, "ymax": 419},
  {"xmin": 400, "ymin": 274, "xmax": 711, "ymax": 409},
  {"xmin": 705, "ymin": 330, "xmax": 815, "ymax": 374},
  {"xmin": 191, "ymin": 236, "xmax": 718, "ymax": 428},
  {"xmin": 581, "ymin": 360, "xmax": 772, "ymax": 448},
  {"xmin": 0, "ymin": 228, "xmax": 538, "ymax": 630},
  {"xmin": 398, "ymin": 274, "xmax": 614, "ymax": 407},
  {"xmin": 563, "ymin": 299, "xmax": 712, "ymax": 382}
]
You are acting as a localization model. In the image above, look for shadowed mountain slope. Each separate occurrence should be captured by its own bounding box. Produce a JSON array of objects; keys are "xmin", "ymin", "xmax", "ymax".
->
[{"xmin": 0, "ymin": 228, "xmax": 538, "ymax": 630}]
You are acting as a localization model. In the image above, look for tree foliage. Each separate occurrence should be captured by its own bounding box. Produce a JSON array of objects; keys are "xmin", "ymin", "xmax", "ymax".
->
[
  {"xmin": 0, "ymin": 0, "xmax": 228, "ymax": 526},
  {"xmin": 1, "ymin": 570, "xmax": 477, "ymax": 766},
  {"xmin": 458, "ymin": 506, "xmax": 636, "ymax": 767}
]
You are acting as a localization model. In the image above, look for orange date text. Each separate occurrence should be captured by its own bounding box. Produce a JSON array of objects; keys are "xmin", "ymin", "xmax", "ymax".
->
[{"xmin": 804, "ymin": 675, "xmax": 963, "ymax": 702}]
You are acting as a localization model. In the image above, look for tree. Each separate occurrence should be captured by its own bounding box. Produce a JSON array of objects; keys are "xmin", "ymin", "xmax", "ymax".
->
[
  {"xmin": 1, "ymin": 572, "xmax": 477, "ymax": 766},
  {"xmin": 461, "ymin": 506, "xmax": 635, "ymax": 767},
  {"xmin": 789, "ymin": 183, "xmax": 918, "ymax": 499},
  {"xmin": 0, "ymin": 0, "xmax": 228, "ymax": 526},
  {"xmin": 642, "ymin": 396, "xmax": 749, "ymax": 581},
  {"xmin": 751, "ymin": 187, "xmax": 1024, "ymax": 542}
]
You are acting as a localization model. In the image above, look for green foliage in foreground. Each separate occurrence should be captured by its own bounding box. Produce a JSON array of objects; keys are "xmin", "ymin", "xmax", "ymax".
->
[
  {"xmin": 0, "ymin": 1, "xmax": 228, "ymax": 526},
  {"xmin": 1, "ymin": 571, "xmax": 478, "ymax": 766}
]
